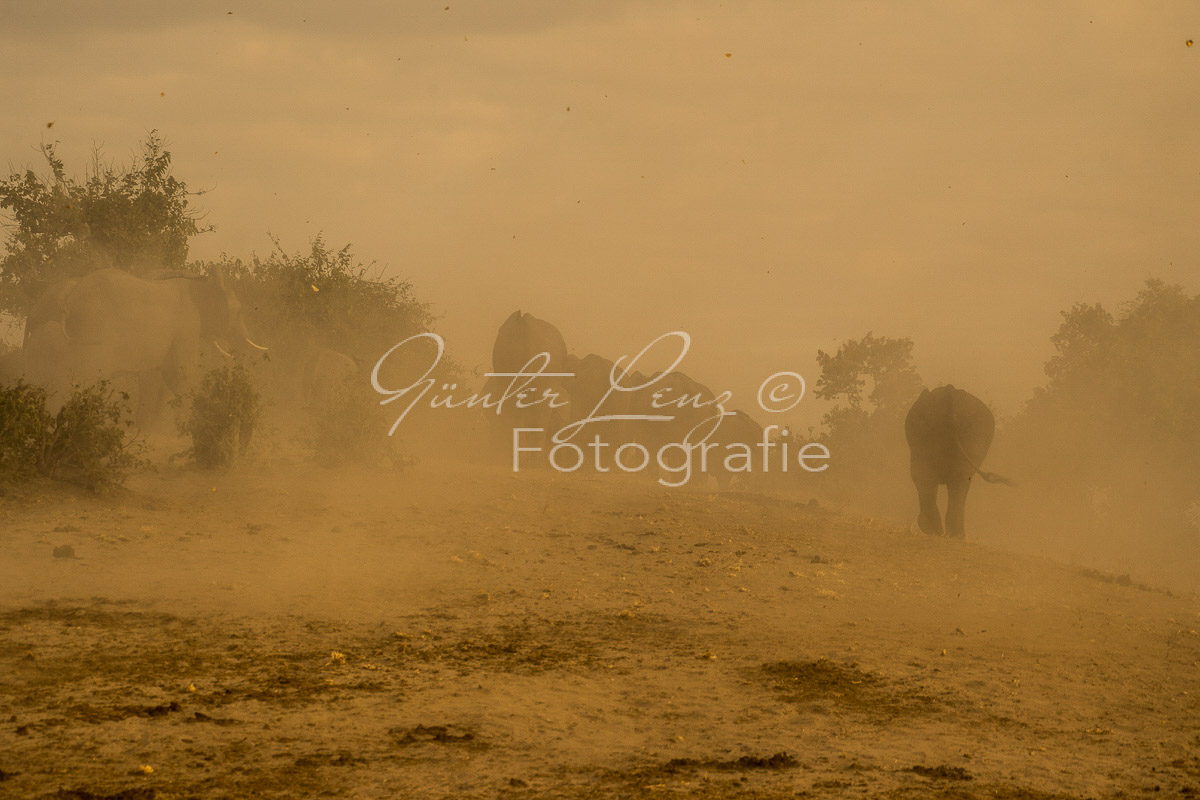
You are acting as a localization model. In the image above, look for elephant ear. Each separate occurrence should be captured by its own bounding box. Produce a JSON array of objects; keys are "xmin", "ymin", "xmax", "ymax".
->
[{"xmin": 190, "ymin": 273, "xmax": 233, "ymax": 339}]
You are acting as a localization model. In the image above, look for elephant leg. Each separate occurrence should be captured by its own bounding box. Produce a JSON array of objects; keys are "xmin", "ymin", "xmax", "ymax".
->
[
  {"xmin": 160, "ymin": 360, "xmax": 186, "ymax": 399},
  {"xmin": 135, "ymin": 372, "xmax": 166, "ymax": 428},
  {"xmin": 945, "ymin": 477, "xmax": 972, "ymax": 539},
  {"xmin": 914, "ymin": 479, "xmax": 943, "ymax": 535}
]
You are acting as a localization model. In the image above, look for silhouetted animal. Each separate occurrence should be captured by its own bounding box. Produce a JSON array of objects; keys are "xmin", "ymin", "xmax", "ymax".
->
[
  {"xmin": 904, "ymin": 385, "xmax": 1013, "ymax": 538},
  {"xmin": 562, "ymin": 352, "xmax": 633, "ymax": 448},
  {"xmin": 484, "ymin": 310, "xmax": 571, "ymax": 453},
  {"xmin": 22, "ymin": 268, "xmax": 266, "ymax": 423},
  {"xmin": 707, "ymin": 409, "xmax": 765, "ymax": 490}
]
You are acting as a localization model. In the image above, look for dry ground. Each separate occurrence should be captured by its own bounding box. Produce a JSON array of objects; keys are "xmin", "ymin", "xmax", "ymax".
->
[{"xmin": 1, "ymin": 460, "xmax": 1198, "ymax": 799}]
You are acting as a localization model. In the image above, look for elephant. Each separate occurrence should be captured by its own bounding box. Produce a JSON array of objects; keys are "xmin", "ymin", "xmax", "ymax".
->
[
  {"xmin": 615, "ymin": 369, "xmax": 725, "ymax": 485},
  {"xmin": 0, "ymin": 347, "xmax": 23, "ymax": 387},
  {"xmin": 483, "ymin": 310, "xmax": 571, "ymax": 457},
  {"xmin": 904, "ymin": 385, "xmax": 1014, "ymax": 538},
  {"xmin": 560, "ymin": 352, "xmax": 640, "ymax": 448},
  {"xmin": 491, "ymin": 310, "xmax": 568, "ymax": 376},
  {"xmin": 706, "ymin": 409, "xmax": 765, "ymax": 491},
  {"xmin": 563, "ymin": 353, "xmax": 617, "ymax": 420},
  {"xmin": 23, "ymin": 277, "xmax": 79, "ymax": 347},
  {"xmin": 21, "ymin": 267, "xmax": 266, "ymax": 423},
  {"xmin": 615, "ymin": 370, "xmax": 714, "ymax": 452}
]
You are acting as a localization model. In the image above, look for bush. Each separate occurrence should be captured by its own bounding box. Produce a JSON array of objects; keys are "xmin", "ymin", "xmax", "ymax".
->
[
  {"xmin": 205, "ymin": 235, "xmax": 460, "ymax": 413},
  {"xmin": 308, "ymin": 371, "xmax": 416, "ymax": 470},
  {"xmin": 810, "ymin": 333, "xmax": 924, "ymax": 514},
  {"xmin": 42, "ymin": 383, "xmax": 149, "ymax": 491},
  {"xmin": 0, "ymin": 381, "xmax": 53, "ymax": 488},
  {"xmin": 214, "ymin": 235, "xmax": 435, "ymax": 363},
  {"xmin": 310, "ymin": 372, "xmax": 379, "ymax": 466},
  {"xmin": 0, "ymin": 132, "xmax": 209, "ymax": 316},
  {"xmin": 179, "ymin": 365, "xmax": 261, "ymax": 468},
  {"xmin": 0, "ymin": 380, "xmax": 147, "ymax": 493}
]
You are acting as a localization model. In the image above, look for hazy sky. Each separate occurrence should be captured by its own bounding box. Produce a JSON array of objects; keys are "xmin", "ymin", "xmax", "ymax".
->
[{"xmin": 2, "ymin": 1, "xmax": 1197, "ymax": 427}]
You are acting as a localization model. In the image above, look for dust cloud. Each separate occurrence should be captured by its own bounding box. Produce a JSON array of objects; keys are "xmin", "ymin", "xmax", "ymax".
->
[{"xmin": 2, "ymin": 3, "xmax": 1199, "ymax": 798}]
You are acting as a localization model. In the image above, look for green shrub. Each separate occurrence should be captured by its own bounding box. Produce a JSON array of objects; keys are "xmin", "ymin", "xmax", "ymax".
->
[
  {"xmin": 1, "ymin": 379, "xmax": 147, "ymax": 492},
  {"xmin": 216, "ymin": 235, "xmax": 435, "ymax": 365},
  {"xmin": 810, "ymin": 332, "xmax": 924, "ymax": 514},
  {"xmin": 179, "ymin": 365, "xmax": 261, "ymax": 468},
  {"xmin": 204, "ymin": 235, "xmax": 459, "ymax": 410},
  {"xmin": 42, "ymin": 383, "xmax": 149, "ymax": 491},
  {"xmin": 0, "ymin": 132, "xmax": 209, "ymax": 317},
  {"xmin": 0, "ymin": 381, "xmax": 53, "ymax": 488}
]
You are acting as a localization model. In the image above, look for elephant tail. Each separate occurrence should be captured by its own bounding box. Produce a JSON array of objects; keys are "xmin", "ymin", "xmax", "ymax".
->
[
  {"xmin": 954, "ymin": 436, "xmax": 1017, "ymax": 486},
  {"xmin": 976, "ymin": 470, "xmax": 1017, "ymax": 486}
]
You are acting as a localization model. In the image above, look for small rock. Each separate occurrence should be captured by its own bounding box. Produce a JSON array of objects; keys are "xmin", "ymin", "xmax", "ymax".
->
[{"xmin": 52, "ymin": 545, "xmax": 76, "ymax": 559}]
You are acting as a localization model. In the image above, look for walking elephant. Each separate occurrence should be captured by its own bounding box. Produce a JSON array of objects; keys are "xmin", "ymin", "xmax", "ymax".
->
[
  {"xmin": 483, "ymin": 310, "xmax": 571, "ymax": 457},
  {"xmin": 22, "ymin": 268, "xmax": 266, "ymax": 422},
  {"xmin": 0, "ymin": 347, "xmax": 22, "ymax": 387},
  {"xmin": 23, "ymin": 277, "xmax": 79, "ymax": 347},
  {"xmin": 904, "ymin": 385, "xmax": 1013, "ymax": 538},
  {"xmin": 707, "ymin": 409, "xmax": 765, "ymax": 491}
]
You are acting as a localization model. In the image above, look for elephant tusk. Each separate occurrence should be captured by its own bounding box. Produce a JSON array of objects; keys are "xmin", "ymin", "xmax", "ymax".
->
[
  {"xmin": 212, "ymin": 339, "xmax": 234, "ymax": 358},
  {"xmin": 245, "ymin": 338, "xmax": 269, "ymax": 351}
]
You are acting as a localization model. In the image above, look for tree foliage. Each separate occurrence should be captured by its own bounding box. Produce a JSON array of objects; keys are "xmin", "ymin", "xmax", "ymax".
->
[
  {"xmin": 215, "ymin": 234, "xmax": 439, "ymax": 369},
  {"xmin": 1020, "ymin": 278, "xmax": 1200, "ymax": 469},
  {"xmin": 0, "ymin": 131, "xmax": 209, "ymax": 315},
  {"xmin": 1004, "ymin": 278, "xmax": 1200, "ymax": 540},
  {"xmin": 810, "ymin": 332, "xmax": 924, "ymax": 513},
  {"xmin": 0, "ymin": 131, "xmax": 448, "ymax": 465},
  {"xmin": 815, "ymin": 332, "xmax": 923, "ymax": 420}
]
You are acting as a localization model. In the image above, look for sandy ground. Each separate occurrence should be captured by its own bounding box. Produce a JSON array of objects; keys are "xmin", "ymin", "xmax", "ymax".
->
[{"xmin": 1, "ymin": 459, "xmax": 1199, "ymax": 799}]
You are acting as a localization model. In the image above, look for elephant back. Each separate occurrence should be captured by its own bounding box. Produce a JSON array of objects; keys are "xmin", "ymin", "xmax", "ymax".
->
[
  {"xmin": 946, "ymin": 387, "xmax": 995, "ymax": 467},
  {"xmin": 491, "ymin": 310, "xmax": 568, "ymax": 374},
  {"xmin": 24, "ymin": 278, "xmax": 79, "ymax": 345},
  {"xmin": 905, "ymin": 385, "xmax": 995, "ymax": 476}
]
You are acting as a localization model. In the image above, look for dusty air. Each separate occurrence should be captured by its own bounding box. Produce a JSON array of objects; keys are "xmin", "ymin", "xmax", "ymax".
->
[{"xmin": 2, "ymin": 5, "xmax": 1198, "ymax": 798}]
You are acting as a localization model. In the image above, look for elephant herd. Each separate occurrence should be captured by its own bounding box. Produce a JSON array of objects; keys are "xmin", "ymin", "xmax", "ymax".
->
[
  {"xmin": 2, "ymin": 280, "xmax": 1012, "ymax": 538},
  {"xmin": 4, "ymin": 267, "xmax": 267, "ymax": 424},
  {"xmin": 484, "ymin": 310, "xmax": 1012, "ymax": 537},
  {"xmin": 482, "ymin": 310, "xmax": 768, "ymax": 490}
]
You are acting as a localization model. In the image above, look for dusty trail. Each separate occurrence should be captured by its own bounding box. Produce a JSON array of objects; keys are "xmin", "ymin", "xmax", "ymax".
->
[{"xmin": 1, "ymin": 463, "xmax": 1198, "ymax": 799}]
